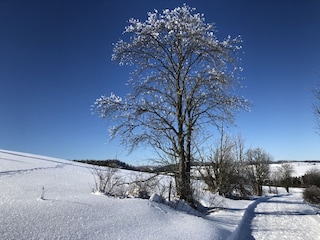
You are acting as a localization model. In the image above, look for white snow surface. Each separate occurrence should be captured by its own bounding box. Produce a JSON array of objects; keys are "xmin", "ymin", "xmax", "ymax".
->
[
  {"xmin": 252, "ymin": 190, "xmax": 320, "ymax": 240},
  {"xmin": 1, "ymin": 149, "xmax": 320, "ymax": 240},
  {"xmin": 236, "ymin": 188, "xmax": 320, "ymax": 240},
  {"xmin": 0, "ymin": 149, "xmax": 244, "ymax": 240},
  {"xmin": 269, "ymin": 162, "xmax": 320, "ymax": 177}
]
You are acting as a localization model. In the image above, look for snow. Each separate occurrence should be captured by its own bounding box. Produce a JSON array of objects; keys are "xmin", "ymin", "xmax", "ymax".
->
[
  {"xmin": 1, "ymin": 149, "xmax": 320, "ymax": 239},
  {"xmin": 237, "ymin": 188, "xmax": 320, "ymax": 240},
  {"xmin": 270, "ymin": 162, "xmax": 320, "ymax": 177},
  {"xmin": 0, "ymin": 149, "xmax": 234, "ymax": 239},
  {"xmin": 252, "ymin": 191, "xmax": 320, "ymax": 239}
]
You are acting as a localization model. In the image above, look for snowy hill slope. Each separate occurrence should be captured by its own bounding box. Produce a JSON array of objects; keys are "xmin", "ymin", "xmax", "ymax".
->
[
  {"xmin": 0, "ymin": 149, "xmax": 248, "ymax": 240},
  {"xmin": 2, "ymin": 149, "xmax": 319, "ymax": 239}
]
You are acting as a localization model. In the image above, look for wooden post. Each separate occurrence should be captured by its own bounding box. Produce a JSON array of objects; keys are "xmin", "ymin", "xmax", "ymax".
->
[{"xmin": 169, "ymin": 180, "xmax": 172, "ymax": 201}]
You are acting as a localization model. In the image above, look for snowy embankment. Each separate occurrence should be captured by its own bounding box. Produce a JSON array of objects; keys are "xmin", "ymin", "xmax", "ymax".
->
[{"xmin": 0, "ymin": 149, "xmax": 250, "ymax": 240}]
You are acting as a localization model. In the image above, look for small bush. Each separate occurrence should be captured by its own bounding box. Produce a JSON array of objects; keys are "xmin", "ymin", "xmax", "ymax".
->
[
  {"xmin": 303, "ymin": 186, "xmax": 320, "ymax": 204},
  {"xmin": 91, "ymin": 166, "xmax": 123, "ymax": 196},
  {"xmin": 126, "ymin": 173, "xmax": 159, "ymax": 199}
]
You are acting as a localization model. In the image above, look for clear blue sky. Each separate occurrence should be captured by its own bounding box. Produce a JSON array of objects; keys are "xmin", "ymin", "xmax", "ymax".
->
[{"xmin": 1, "ymin": 0, "xmax": 319, "ymax": 163}]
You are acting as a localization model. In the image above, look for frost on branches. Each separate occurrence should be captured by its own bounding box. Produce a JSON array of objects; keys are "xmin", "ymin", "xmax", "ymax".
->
[{"xmin": 93, "ymin": 4, "xmax": 249, "ymax": 204}]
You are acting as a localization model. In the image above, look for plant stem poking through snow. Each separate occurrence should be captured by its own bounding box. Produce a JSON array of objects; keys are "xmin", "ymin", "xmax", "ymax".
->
[{"xmin": 38, "ymin": 186, "xmax": 46, "ymax": 200}]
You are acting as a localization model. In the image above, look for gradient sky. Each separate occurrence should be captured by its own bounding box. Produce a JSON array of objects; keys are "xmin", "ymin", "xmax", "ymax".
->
[{"xmin": 1, "ymin": 0, "xmax": 320, "ymax": 163}]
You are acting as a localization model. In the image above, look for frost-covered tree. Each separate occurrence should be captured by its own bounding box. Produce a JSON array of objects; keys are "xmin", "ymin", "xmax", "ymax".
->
[{"xmin": 93, "ymin": 5, "xmax": 248, "ymax": 204}]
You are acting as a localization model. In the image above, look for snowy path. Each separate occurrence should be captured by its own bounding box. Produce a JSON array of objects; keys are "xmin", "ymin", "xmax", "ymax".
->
[{"xmin": 237, "ymin": 189, "xmax": 320, "ymax": 240}]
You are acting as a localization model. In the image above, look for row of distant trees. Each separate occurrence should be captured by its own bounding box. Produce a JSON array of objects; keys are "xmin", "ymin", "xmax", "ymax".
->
[
  {"xmin": 196, "ymin": 132, "xmax": 320, "ymax": 202},
  {"xmin": 194, "ymin": 130, "xmax": 299, "ymax": 198},
  {"xmin": 81, "ymin": 133, "xmax": 320, "ymax": 204},
  {"xmin": 74, "ymin": 159, "xmax": 138, "ymax": 171},
  {"xmin": 269, "ymin": 165, "xmax": 320, "ymax": 190}
]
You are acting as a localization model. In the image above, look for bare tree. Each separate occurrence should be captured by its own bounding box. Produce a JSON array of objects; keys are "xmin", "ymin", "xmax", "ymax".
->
[
  {"xmin": 197, "ymin": 130, "xmax": 250, "ymax": 198},
  {"xmin": 232, "ymin": 134, "xmax": 250, "ymax": 198},
  {"xmin": 197, "ymin": 127, "xmax": 235, "ymax": 196},
  {"xmin": 246, "ymin": 148, "xmax": 271, "ymax": 196},
  {"xmin": 269, "ymin": 170, "xmax": 280, "ymax": 194},
  {"xmin": 93, "ymin": 5, "xmax": 248, "ymax": 204},
  {"xmin": 211, "ymin": 127, "xmax": 236, "ymax": 196},
  {"xmin": 277, "ymin": 163, "xmax": 294, "ymax": 193}
]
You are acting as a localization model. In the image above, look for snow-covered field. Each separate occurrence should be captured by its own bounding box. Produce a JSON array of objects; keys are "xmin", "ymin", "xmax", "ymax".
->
[
  {"xmin": 270, "ymin": 161, "xmax": 320, "ymax": 177},
  {"xmin": 1, "ymin": 149, "xmax": 320, "ymax": 239}
]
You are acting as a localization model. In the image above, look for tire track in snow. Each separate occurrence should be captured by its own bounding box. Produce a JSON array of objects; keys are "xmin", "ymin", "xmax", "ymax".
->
[
  {"xmin": 0, "ymin": 150, "xmax": 73, "ymax": 166},
  {"xmin": 0, "ymin": 150, "xmax": 89, "ymax": 176},
  {"xmin": 0, "ymin": 164, "xmax": 65, "ymax": 177}
]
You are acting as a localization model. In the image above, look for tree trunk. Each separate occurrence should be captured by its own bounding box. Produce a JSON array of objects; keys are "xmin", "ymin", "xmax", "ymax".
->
[
  {"xmin": 177, "ymin": 131, "xmax": 192, "ymax": 203},
  {"xmin": 184, "ymin": 124, "xmax": 192, "ymax": 203},
  {"xmin": 176, "ymin": 81, "xmax": 192, "ymax": 204},
  {"xmin": 258, "ymin": 184, "xmax": 263, "ymax": 196}
]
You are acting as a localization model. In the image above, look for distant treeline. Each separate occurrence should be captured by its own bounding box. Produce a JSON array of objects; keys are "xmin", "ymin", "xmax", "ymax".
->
[
  {"xmin": 74, "ymin": 159, "xmax": 320, "ymax": 176},
  {"xmin": 73, "ymin": 159, "xmax": 179, "ymax": 173},
  {"xmin": 73, "ymin": 159, "xmax": 139, "ymax": 171},
  {"xmin": 275, "ymin": 160, "xmax": 320, "ymax": 164}
]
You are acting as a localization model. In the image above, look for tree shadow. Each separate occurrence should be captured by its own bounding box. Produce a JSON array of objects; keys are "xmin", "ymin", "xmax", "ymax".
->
[
  {"xmin": 255, "ymin": 210, "xmax": 316, "ymax": 216},
  {"xmin": 265, "ymin": 199, "xmax": 304, "ymax": 205}
]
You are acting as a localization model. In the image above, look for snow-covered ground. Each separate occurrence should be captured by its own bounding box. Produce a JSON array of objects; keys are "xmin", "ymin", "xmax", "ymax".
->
[
  {"xmin": 1, "ymin": 149, "xmax": 319, "ymax": 239},
  {"xmin": 237, "ymin": 188, "xmax": 320, "ymax": 240},
  {"xmin": 0, "ymin": 149, "xmax": 249, "ymax": 240},
  {"xmin": 252, "ymin": 190, "xmax": 320, "ymax": 239}
]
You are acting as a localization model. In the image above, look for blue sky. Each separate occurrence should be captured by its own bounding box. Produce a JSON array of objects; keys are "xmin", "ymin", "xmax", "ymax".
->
[{"xmin": 1, "ymin": 0, "xmax": 319, "ymax": 163}]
